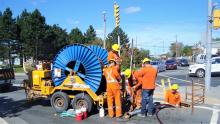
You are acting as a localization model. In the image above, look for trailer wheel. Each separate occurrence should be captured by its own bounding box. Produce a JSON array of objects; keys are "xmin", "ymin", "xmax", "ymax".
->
[
  {"xmin": 71, "ymin": 93, "xmax": 93, "ymax": 113},
  {"xmin": 51, "ymin": 91, "xmax": 70, "ymax": 113}
]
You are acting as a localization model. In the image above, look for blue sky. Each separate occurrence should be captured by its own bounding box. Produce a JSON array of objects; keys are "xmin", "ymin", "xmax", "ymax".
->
[{"xmin": 0, "ymin": 0, "xmax": 219, "ymax": 54}]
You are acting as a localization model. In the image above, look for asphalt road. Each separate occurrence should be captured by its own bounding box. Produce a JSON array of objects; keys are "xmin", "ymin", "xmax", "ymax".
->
[
  {"xmin": 157, "ymin": 66, "xmax": 220, "ymax": 87},
  {"xmin": 0, "ymin": 69, "xmax": 220, "ymax": 124}
]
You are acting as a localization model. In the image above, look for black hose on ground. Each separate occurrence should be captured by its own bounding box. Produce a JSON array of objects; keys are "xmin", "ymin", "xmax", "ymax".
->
[{"xmin": 155, "ymin": 104, "xmax": 175, "ymax": 124}]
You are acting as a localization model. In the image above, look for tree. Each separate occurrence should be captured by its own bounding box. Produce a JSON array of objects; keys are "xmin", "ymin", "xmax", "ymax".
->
[
  {"xmin": 134, "ymin": 48, "xmax": 149, "ymax": 66},
  {"xmin": 169, "ymin": 42, "xmax": 183, "ymax": 57},
  {"xmin": 89, "ymin": 37, "xmax": 103, "ymax": 46},
  {"xmin": 106, "ymin": 27, "xmax": 129, "ymax": 50},
  {"xmin": 17, "ymin": 9, "xmax": 46, "ymax": 61},
  {"xmin": 84, "ymin": 25, "xmax": 96, "ymax": 44},
  {"xmin": 181, "ymin": 45, "xmax": 192, "ymax": 56},
  {"xmin": 0, "ymin": 8, "xmax": 17, "ymax": 40},
  {"xmin": 68, "ymin": 27, "xmax": 85, "ymax": 44},
  {"xmin": 0, "ymin": 8, "xmax": 18, "ymax": 66},
  {"xmin": 17, "ymin": 9, "xmax": 32, "ymax": 60},
  {"xmin": 105, "ymin": 27, "xmax": 130, "ymax": 70},
  {"xmin": 39, "ymin": 24, "xmax": 68, "ymax": 60}
]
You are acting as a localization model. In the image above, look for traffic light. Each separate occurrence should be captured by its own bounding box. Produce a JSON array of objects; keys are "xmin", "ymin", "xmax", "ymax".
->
[
  {"xmin": 213, "ymin": 9, "xmax": 220, "ymax": 29},
  {"xmin": 114, "ymin": 3, "xmax": 120, "ymax": 27}
]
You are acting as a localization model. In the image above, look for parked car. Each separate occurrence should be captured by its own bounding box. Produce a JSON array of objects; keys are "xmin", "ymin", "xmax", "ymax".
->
[
  {"xmin": 151, "ymin": 61, "xmax": 166, "ymax": 72},
  {"xmin": 165, "ymin": 59, "xmax": 177, "ymax": 70},
  {"xmin": 177, "ymin": 59, "xmax": 189, "ymax": 66},
  {"xmin": 189, "ymin": 57, "xmax": 220, "ymax": 78}
]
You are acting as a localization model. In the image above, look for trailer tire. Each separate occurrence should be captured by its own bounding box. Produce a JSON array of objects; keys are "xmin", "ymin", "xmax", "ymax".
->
[
  {"xmin": 71, "ymin": 93, "xmax": 93, "ymax": 113},
  {"xmin": 51, "ymin": 91, "xmax": 70, "ymax": 113}
]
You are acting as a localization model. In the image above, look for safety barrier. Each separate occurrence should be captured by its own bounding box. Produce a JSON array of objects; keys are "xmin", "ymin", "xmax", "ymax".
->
[{"xmin": 158, "ymin": 75, "xmax": 205, "ymax": 113}]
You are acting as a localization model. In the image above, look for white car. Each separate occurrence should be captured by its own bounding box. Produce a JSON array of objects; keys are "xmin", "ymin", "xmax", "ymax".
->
[
  {"xmin": 189, "ymin": 57, "xmax": 220, "ymax": 78},
  {"xmin": 151, "ymin": 61, "xmax": 166, "ymax": 72}
]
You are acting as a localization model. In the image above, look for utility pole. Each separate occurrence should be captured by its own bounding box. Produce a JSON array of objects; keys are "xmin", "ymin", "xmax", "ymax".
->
[
  {"xmin": 136, "ymin": 36, "xmax": 137, "ymax": 48},
  {"xmin": 102, "ymin": 11, "xmax": 106, "ymax": 49},
  {"xmin": 163, "ymin": 40, "xmax": 165, "ymax": 53},
  {"xmin": 118, "ymin": 34, "xmax": 120, "ymax": 56},
  {"xmin": 153, "ymin": 45, "xmax": 156, "ymax": 56},
  {"xmin": 205, "ymin": 0, "xmax": 213, "ymax": 91},
  {"xmin": 130, "ymin": 38, "xmax": 134, "ymax": 70},
  {"xmin": 175, "ymin": 35, "xmax": 178, "ymax": 59}
]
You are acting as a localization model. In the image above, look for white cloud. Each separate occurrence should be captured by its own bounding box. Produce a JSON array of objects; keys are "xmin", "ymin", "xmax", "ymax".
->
[
  {"xmin": 73, "ymin": 21, "xmax": 79, "ymax": 24},
  {"xmin": 66, "ymin": 18, "xmax": 79, "ymax": 25},
  {"xmin": 30, "ymin": 0, "xmax": 47, "ymax": 6},
  {"xmin": 124, "ymin": 6, "xmax": 141, "ymax": 14}
]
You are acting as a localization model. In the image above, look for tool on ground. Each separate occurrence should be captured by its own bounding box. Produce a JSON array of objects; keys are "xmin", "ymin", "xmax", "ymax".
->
[
  {"xmin": 75, "ymin": 109, "xmax": 83, "ymax": 121},
  {"xmin": 99, "ymin": 106, "xmax": 105, "ymax": 117}
]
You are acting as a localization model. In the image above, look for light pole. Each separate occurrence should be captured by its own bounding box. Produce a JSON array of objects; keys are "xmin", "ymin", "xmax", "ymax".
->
[
  {"xmin": 102, "ymin": 11, "xmax": 106, "ymax": 49},
  {"xmin": 205, "ymin": 0, "xmax": 217, "ymax": 91},
  {"xmin": 175, "ymin": 35, "xmax": 178, "ymax": 59}
]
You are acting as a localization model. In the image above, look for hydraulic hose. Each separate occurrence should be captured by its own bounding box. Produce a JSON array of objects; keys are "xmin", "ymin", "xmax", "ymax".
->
[{"xmin": 155, "ymin": 104, "xmax": 175, "ymax": 124}]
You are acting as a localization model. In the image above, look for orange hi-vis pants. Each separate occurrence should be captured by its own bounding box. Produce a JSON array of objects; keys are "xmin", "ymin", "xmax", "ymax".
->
[{"xmin": 107, "ymin": 83, "xmax": 122, "ymax": 118}]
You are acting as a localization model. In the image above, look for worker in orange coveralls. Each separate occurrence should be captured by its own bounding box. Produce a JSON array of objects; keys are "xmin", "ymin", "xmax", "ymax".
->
[
  {"xmin": 103, "ymin": 59, "xmax": 122, "ymax": 119},
  {"xmin": 108, "ymin": 44, "xmax": 122, "ymax": 70},
  {"xmin": 165, "ymin": 84, "xmax": 181, "ymax": 107},
  {"xmin": 124, "ymin": 69, "xmax": 142, "ymax": 111}
]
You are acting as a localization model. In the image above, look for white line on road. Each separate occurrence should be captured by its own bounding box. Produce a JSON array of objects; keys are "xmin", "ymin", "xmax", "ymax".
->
[
  {"xmin": 195, "ymin": 106, "xmax": 220, "ymax": 124},
  {"xmin": 210, "ymin": 110, "xmax": 219, "ymax": 124},
  {"xmin": 0, "ymin": 118, "xmax": 8, "ymax": 124}
]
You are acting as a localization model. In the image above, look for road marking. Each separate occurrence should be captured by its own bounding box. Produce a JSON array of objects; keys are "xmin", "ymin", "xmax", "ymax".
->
[
  {"xmin": 158, "ymin": 74, "xmax": 191, "ymax": 83},
  {"xmin": 195, "ymin": 106, "xmax": 220, "ymax": 124},
  {"xmin": 0, "ymin": 118, "xmax": 8, "ymax": 124},
  {"xmin": 210, "ymin": 110, "xmax": 219, "ymax": 124}
]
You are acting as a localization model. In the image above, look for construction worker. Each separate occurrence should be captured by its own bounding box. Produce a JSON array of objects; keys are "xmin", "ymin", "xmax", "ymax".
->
[
  {"xmin": 137, "ymin": 58, "xmax": 157, "ymax": 117},
  {"xmin": 165, "ymin": 84, "xmax": 181, "ymax": 107},
  {"xmin": 108, "ymin": 44, "xmax": 121, "ymax": 65},
  {"xmin": 124, "ymin": 69, "xmax": 142, "ymax": 111},
  {"xmin": 103, "ymin": 59, "xmax": 122, "ymax": 119}
]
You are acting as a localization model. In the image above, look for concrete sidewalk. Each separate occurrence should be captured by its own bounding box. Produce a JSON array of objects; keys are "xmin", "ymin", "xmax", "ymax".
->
[{"xmin": 154, "ymin": 84, "xmax": 220, "ymax": 106}]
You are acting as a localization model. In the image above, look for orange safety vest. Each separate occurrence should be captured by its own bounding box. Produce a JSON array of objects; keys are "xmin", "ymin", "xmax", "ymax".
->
[
  {"xmin": 108, "ymin": 51, "xmax": 121, "ymax": 62},
  {"xmin": 165, "ymin": 89, "xmax": 181, "ymax": 105},
  {"xmin": 103, "ymin": 66, "xmax": 120, "ymax": 84}
]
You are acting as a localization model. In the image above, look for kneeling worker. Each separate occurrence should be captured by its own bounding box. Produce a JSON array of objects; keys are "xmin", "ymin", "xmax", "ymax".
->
[
  {"xmin": 103, "ymin": 59, "xmax": 122, "ymax": 119},
  {"xmin": 165, "ymin": 84, "xmax": 181, "ymax": 107}
]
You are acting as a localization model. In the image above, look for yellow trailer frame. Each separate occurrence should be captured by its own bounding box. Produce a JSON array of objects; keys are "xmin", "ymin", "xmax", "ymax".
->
[{"xmin": 25, "ymin": 70, "xmax": 106, "ymax": 112}]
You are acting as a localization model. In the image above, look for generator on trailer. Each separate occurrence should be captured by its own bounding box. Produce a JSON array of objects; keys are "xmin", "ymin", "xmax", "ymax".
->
[{"xmin": 23, "ymin": 44, "xmax": 108, "ymax": 113}]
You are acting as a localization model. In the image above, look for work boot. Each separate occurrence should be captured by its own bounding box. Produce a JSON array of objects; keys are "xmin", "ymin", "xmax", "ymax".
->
[
  {"xmin": 135, "ymin": 106, "xmax": 141, "ymax": 110},
  {"xmin": 137, "ymin": 113, "xmax": 146, "ymax": 118},
  {"xmin": 116, "ymin": 116, "xmax": 124, "ymax": 121}
]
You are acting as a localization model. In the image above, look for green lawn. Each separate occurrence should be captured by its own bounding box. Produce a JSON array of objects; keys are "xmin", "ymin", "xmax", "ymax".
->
[{"xmin": 13, "ymin": 65, "xmax": 24, "ymax": 73}]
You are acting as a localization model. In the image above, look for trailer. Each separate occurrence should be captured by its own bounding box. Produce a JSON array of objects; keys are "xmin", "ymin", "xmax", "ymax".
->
[{"xmin": 23, "ymin": 44, "xmax": 109, "ymax": 113}]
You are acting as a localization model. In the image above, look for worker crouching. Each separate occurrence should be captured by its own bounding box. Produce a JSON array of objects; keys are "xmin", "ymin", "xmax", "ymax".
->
[
  {"xmin": 138, "ymin": 58, "xmax": 157, "ymax": 117},
  {"xmin": 165, "ymin": 84, "xmax": 181, "ymax": 107},
  {"xmin": 103, "ymin": 59, "xmax": 122, "ymax": 118},
  {"xmin": 124, "ymin": 69, "xmax": 142, "ymax": 111}
]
